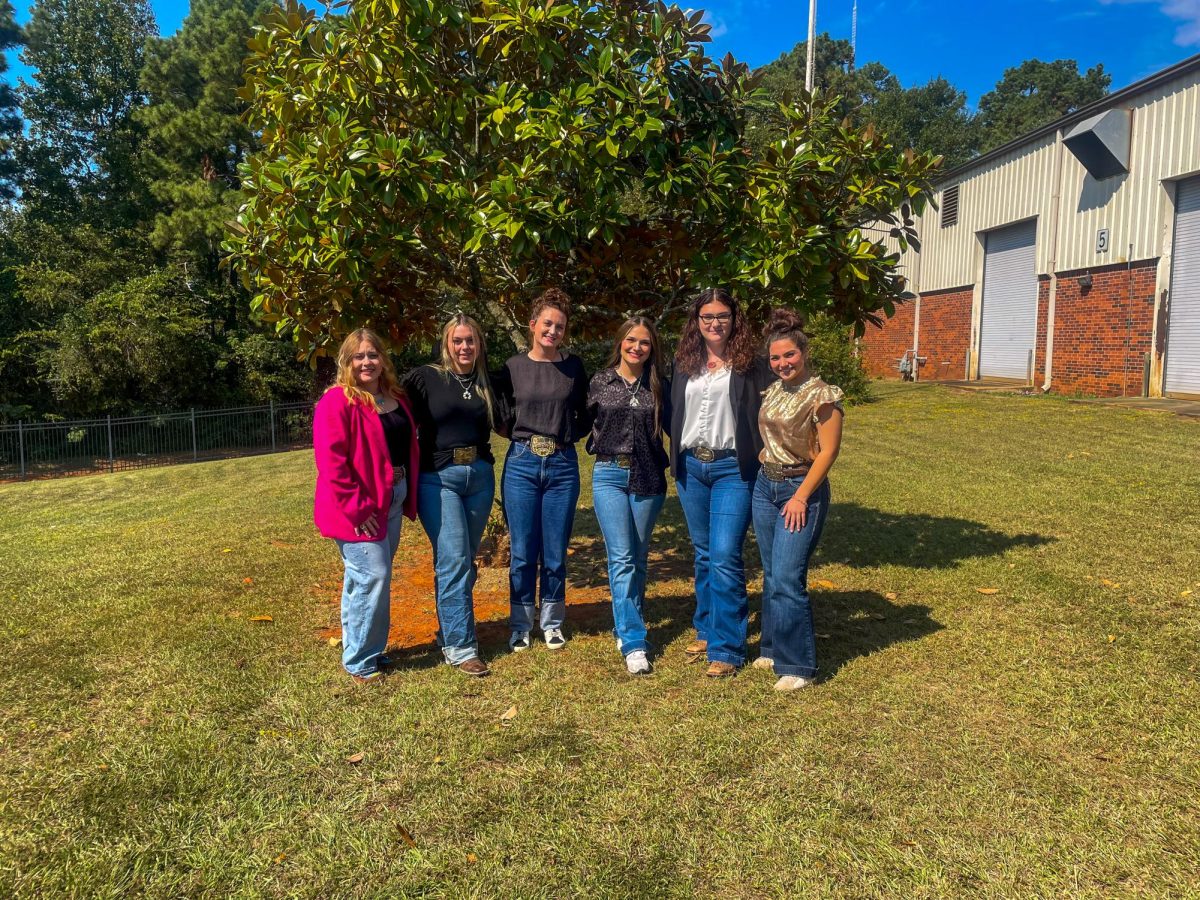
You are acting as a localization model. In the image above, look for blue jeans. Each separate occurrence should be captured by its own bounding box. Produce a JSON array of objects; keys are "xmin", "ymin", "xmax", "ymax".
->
[
  {"xmin": 592, "ymin": 462, "xmax": 665, "ymax": 656},
  {"xmin": 335, "ymin": 481, "xmax": 407, "ymax": 676},
  {"xmin": 417, "ymin": 460, "xmax": 495, "ymax": 665},
  {"xmin": 751, "ymin": 473, "xmax": 831, "ymax": 678},
  {"xmin": 675, "ymin": 452, "xmax": 754, "ymax": 667},
  {"xmin": 502, "ymin": 442, "xmax": 581, "ymax": 632}
]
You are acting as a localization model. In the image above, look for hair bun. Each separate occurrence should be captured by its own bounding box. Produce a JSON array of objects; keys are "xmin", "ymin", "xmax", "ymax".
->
[{"xmin": 765, "ymin": 307, "xmax": 804, "ymax": 337}]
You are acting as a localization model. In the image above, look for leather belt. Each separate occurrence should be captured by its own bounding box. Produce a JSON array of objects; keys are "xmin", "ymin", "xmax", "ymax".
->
[
  {"xmin": 596, "ymin": 453, "xmax": 632, "ymax": 468},
  {"xmin": 688, "ymin": 446, "xmax": 736, "ymax": 463},
  {"xmin": 452, "ymin": 446, "xmax": 479, "ymax": 465},
  {"xmin": 762, "ymin": 460, "xmax": 810, "ymax": 482}
]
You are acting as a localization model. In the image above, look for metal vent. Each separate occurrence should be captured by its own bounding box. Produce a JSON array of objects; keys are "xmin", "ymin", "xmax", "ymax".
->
[{"xmin": 941, "ymin": 184, "xmax": 959, "ymax": 227}]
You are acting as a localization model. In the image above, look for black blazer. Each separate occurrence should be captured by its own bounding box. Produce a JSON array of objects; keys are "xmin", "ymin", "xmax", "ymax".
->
[{"xmin": 668, "ymin": 356, "xmax": 777, "ymax": 483}]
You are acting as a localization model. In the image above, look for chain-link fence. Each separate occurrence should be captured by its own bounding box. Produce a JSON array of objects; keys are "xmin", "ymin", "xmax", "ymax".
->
[{"xmin": 0, "ymin": 401, "xmax": 315, "ymax": 482}]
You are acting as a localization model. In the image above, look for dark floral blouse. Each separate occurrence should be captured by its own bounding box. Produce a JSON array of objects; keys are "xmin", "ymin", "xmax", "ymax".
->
[{"xmin": 586, "ymin": 368, "xmax": 672, "ymax": 495}]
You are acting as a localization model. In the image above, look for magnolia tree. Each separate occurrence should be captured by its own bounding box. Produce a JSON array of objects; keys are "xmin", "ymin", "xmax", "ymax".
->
[{"xmin": 226, "ymin": 0, "xmax": 938, "ymax": 355}]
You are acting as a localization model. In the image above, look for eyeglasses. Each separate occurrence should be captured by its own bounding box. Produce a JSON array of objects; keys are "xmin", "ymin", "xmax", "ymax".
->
[{"xmin": 698, "ymin": 313, "xmax": 732, "ymax": 324}]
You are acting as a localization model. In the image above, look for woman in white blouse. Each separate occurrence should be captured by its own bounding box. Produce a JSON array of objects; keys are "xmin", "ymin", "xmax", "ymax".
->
[{"xmin": 669, "ymin": 289, "xmax": 775, "ymax": 677}]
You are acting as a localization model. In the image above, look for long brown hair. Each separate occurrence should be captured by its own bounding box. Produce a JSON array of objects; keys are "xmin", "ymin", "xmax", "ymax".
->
[
  {"xmin": 435, "ymin": 313, "xmax": 495, "ymax": 428},
  {"xmin": 604, "ymin": 316, "xmax": 665, "ymax": 435},
  {"xmin": 673, "ymin": 288, "xmax": 757, "ymax": 378},
  {"xmin": 331, "ymin": 328, "xmax": 404, "ymax": 409}
]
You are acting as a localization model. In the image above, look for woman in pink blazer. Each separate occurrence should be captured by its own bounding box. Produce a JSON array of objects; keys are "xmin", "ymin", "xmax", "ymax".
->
[{"xmin": 314, "ymin": 328, "xmax": 419, "ymax": 682}]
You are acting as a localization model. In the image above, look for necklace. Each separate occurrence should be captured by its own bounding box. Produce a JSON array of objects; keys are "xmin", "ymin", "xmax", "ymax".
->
[
  {"xmin": 619, "ymin": 372, "xmax": 642, "ymax": 408},
  {"xmin": 449, "ymin": 368, "xmax": 476, "ymax": 400}
]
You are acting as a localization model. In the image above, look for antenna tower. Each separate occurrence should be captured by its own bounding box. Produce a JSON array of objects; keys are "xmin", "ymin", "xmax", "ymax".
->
[{"xmin": 850, "ymin": 0, "xmax": 858, "ymax": 72}]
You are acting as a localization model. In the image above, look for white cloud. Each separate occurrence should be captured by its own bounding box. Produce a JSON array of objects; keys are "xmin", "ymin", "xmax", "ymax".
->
[{"xmin": 1101, "ymin": 0, "xmax": 1200, "ymax": 46}]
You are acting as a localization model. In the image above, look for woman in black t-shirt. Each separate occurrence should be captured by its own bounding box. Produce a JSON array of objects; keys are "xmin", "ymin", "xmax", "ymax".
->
[
  {"xmin": 492, "ymin": 288, "xmax": 589, "ymax": 652},
  {"xmin": 404, "ymin": 314, "xmax": 498, "ymax": 677}
]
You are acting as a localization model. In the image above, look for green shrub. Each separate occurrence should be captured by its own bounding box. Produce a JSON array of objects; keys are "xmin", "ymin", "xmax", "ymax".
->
[{"xmin": 806, "ymin": 312, "xmax": 872, "ymax": 404}]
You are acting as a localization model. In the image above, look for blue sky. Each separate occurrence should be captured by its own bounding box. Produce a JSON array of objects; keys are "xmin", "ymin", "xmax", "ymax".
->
[{"xmin": 4, "ymin": 0, "xmax": 1200, "ymax": 108}]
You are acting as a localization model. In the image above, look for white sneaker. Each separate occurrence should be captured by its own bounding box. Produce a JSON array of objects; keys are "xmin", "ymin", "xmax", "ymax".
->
[
  {"xmin": 751, "ymin": 656, "xmax": 775, "ymax": 671},
  {"xmin": 543, "ymin": 628, "xmax": 566, "ymax": 650},
  {"xmin": 625, "ymin": 650, "xmax": 651, "ymax": 675},
  {"xmin": 774, "ymin": 675, "xmax": 815, "ymax": 692},
  {"xmin": 509, "ymin": 630, "xmax": 531, "ymax": 652}
]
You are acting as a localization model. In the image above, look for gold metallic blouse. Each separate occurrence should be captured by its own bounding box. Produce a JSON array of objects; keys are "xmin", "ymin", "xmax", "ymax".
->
[{"xmin": 758, "ymin": 376, "xmax": 845, "ymax": 467}]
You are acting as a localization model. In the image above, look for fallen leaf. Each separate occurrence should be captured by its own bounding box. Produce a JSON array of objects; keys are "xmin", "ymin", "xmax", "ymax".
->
[
  {"xmin": 397, "ymin": 824, "xmax": 417, "ymax": 848},
  {"xmin": 976, "ymin": 587, "xmax": 1000, "ymax": 595},
  {"xmin": 814, "ymin": 579, "xmax": 838, "ymax": 590},
  {"xmin": 98, "ymin": 763, "xmax": 109, "ymax": 771},
  {"xmin": 1181, "ymin": 590, "xmax": 1193, "ymax": 598},
  {"xmin": 467, "ymin": 853, "xmax": 478, "ymax": 864},
  {"xmin": 328, "ymin": 636, "xmax": 342, "ymax": 648},
  {"xmin": 345, "ymin": 751, "xmax": 364, "ymax": 764},
  {"xmin": 248, "ymin": 614, "xmax": 273, "ymax": 623},
  {"xmin": 222, "ymin": 548, "xmax": 232, "ymax": 553},
  {"xmin": 273, "ymin": 852, "xmax": 287, "ymax": 865},
  {"xmin": 884, "ymin": 592, "xmax": 898, "ymax": 601},
  {"xmin": 816, "ymin": 632, "xmax": 831, "ymax": 639},
  {"xmin": 1107, "ymin": 635, "xmax": 1116, "ymax": 643},
  {"xmin": 1100, "ymin": 579, "xmax": 1121, "ymax": 588},
  {"xmin": 500, "ymin": 706, "xmax": 518, "ymax": 726},
  {"xmin": 243, "ymin": 577, "xmax": 254, "ymax": 585}
]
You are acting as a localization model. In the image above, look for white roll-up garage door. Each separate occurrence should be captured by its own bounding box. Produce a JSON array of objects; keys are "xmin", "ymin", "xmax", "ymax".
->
[
  {"xmin": 1166, "ymin": 177, "xmax": 1200, "ymax": 397},
  {"xmin": 979, "ymin": 220, "xmax": 1039, "ymax": 381}
]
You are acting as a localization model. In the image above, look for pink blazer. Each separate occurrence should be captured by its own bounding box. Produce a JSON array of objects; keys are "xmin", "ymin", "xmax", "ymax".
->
[{"xmin": 313, "ymin": 387, "xmax": 419, "ymax": 541}]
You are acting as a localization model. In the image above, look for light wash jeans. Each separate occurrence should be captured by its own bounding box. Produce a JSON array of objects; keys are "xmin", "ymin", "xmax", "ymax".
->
[
  {"xmin": 501, "ymin": 442, "xmax": 580, "ymax": 633},
  {"xmin": 675, "ymin": 452, "xmax": 754, "ymax": 667},
  {"xmin": 592, "ymin": 461, "xmax": 665, "ymax": 656},
  {"xmin": 335, "ymin": 480, "xmax": 407, "ymax": 676},
  {"xmin": 751, "ymin": 473, "xmax": 831, "ymax": 678},
  {"xmin": 417, "ymin": 460, "xmax": 495, "ymax": 665}
]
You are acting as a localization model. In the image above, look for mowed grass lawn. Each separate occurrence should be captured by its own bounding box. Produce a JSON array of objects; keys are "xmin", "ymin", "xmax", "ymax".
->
[{"xmin": 1, "ymin": 383, "xmax": 1198, "ymax": 898}]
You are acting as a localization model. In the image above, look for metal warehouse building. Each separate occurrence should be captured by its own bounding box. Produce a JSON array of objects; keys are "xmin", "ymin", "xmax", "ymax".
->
[{"xmin": 860, "ymin": 53, "xmax": 1200, "ymax": 398}]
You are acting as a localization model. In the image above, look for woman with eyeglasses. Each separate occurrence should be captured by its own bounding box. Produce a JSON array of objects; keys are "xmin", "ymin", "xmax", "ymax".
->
[
  {"xmin": 669, "ymin": 289, "xmax": 775, "ymax": 678},
  {"xmin": 751, "ymin": 309, "xmax": 844, "ymax": 691},
  {"xmin": 313, "ymin": 328, "xmax": 420, "ymax": 683},
  {"xmin": 403, "ymin": 314, "xmax": 498, "ymax": 677},
  {"xmin": 492, "ymin": 288, "xmax": 590, "ymax": 652},
  {"xmin": 587, "ymin": 317, "xmax": 671, "ymax": 675}
]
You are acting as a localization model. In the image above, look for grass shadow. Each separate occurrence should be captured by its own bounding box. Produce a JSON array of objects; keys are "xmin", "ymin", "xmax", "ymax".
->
[
  {"xmin": 821, "ymin": 502, "xmax": 1054, "ymax": 569},
  {"xmin": 808, "ymin": 589, "xmax": 943, "ymax": 679}
]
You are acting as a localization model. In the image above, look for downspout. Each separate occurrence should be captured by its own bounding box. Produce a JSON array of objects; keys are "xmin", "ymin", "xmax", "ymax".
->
[
  {"xmin": 1042, "ymin": 128, "xmax": 1065, "ymax": 392},
  {"xmin": 910, "ymin": 235, "xmax": 923, "ymax": 381}
]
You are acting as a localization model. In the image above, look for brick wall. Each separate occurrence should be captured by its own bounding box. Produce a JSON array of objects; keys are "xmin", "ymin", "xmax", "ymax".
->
[
  {"xmin": 1051, "ymin": 260, "xmax": 1157, "ymax": 397},
  {"xmin": 859, "ymin": 300, "xmax": 914, "ymax": 378},
  {"xmin": 916, "ymin": 286, "xmax": 973, "ymax": 382},
  {"xmin": 1034, "ymin": 276, "xmax": 1050, "ymax": 385}
]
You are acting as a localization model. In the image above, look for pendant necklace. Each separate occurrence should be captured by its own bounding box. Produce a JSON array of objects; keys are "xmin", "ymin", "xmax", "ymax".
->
[
  {"xmin": 620, "ymin": 372, "xmax": 641, "ymax": 408},
  {"xmin": 450, "ymin": 369, "xmax": 476, "ymax": 400}
]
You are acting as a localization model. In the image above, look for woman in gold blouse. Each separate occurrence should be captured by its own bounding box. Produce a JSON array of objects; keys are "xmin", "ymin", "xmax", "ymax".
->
[{"xmin": 750, "ymin": 309, "xmax": 844, "ymax": 691}]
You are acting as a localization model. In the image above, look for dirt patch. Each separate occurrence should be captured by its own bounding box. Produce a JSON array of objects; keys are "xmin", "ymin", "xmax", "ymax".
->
[{"xmin": 316, "ymin": 543, "xmax": 616, "ymax": 654}]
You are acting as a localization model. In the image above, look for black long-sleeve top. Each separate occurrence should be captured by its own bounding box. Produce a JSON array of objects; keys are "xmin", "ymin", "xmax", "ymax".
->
[
  {"xmin": 586, "ymin": 368, "xmax": 672, "ymax": 496},
  {"xmin": 402, "ymin": 365, "xmax": 495, "ymax": 471},
  {"xmin": 492, "ymin": 353, "xmax": 590, "ymax": 445}
]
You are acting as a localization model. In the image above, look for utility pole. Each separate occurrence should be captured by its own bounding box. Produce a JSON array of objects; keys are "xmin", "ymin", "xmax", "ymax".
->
[
  {"xmin": 850, "ymin": 0, "xmax": 858, "ymax": 72},
  {"xmin": 805, "ymin": 0, "xmax": 817, "ymax": 92}
]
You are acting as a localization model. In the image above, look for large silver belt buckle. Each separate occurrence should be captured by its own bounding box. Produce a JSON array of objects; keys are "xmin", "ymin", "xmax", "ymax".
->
[
  {"xmin": 763, "ymin": 461, "xmax": 787, "ymax": 482},
  {"xmin": 614, "ymin": 453, "xmax": 632, "ymax": 469},
  {"xmin": 453, "ymin": 446, "xmax": 478, "ymax": 465},
  {"xmin": 693, "ymin": 446, "xmax": 716, "ymax": 463},
  {"xmin": 529, "ymin": 435, "xmax": 556, "ymax": 457}
]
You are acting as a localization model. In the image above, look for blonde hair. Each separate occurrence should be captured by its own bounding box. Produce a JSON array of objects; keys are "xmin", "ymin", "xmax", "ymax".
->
[
  {"xmin": 434, "ymin": 314, "xmax": 495, "ymax": 428},
  {"xmin": 332, "ymin": 328, "xmax": 404, "ymax": 409}
]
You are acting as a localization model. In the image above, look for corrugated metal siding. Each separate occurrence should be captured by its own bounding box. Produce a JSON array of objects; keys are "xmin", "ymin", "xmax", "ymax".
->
[
  {"xmin": 1058, "ymin": 74, "xmax": 1200, "ymax": 272},
  {"xmin": 909, "ymin": 70, "xmax": 1200, "ymax": 293}
]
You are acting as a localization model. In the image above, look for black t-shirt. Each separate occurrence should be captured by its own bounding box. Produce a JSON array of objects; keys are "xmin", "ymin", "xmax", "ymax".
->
[
  {"xmin": 493, "ymin": 353, "xmax": 589, "ymax": 445},
  {"xmin": 378, "ymin": 404, "xmax": 412, "ymax": 469},
  {"xmin": 403, "ymin": 365, "xmax": 495, "ymax": 471}
]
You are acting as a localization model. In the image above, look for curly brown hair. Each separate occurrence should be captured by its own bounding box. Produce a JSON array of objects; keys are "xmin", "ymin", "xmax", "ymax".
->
[
  {"xmin": 529, "ymin": 287, "xmax": 572, "ymax": 323},
  {"xmin": 673, "ymin": 288, "xmax": 758, "ymax": 378},
  {"xmin": 762, "ymin": 307, "xmax": 809, "ymax": 355}
]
